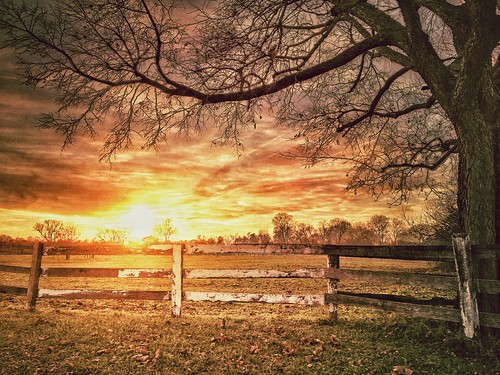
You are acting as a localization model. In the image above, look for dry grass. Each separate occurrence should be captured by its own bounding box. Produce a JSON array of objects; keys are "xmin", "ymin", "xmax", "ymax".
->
[{"xmin": 0, "ymin": 253, "xmax": 498, "ymax": 374}]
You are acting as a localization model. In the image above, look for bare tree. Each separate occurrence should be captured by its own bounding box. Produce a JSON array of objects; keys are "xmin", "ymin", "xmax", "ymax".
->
[
  {"xmin": 347, "ymin": 222, "xmax": 375, "ymax": 245},
  {"xmin": 369, "ymin": 215, "xmax": 390, "ymax": 245},
  {"xmin": 94, "ymin": 228, "xmax": 127, "ymax": 244},
  {"xmin": 59, "ymin": 225, "xmax": 80, "ymax": 243},
  {"xmin": 257, "ymin": 229, "xmax": 272, "ymax": 244},
  {"xmin": 223, "ymin": 234, "xmax": 237, "ymax": 245},
  {"xmin": 1, "ymin": 0, "xmax": 499, "ymax": 311},
  {"xmin": 330, "ymin": 218, "xmax": 352, "ymax": 244},
  {"xmin": 295, "ymin": 222, "xmax": 316, "ymax": 244},
  {"xmin": 317, "ymin": 220, "xmax": 334, "ymax": 244},
  {"xmin": 154, "ymin": 218, "xmax": 177, "ymax": 243},
  {"xmin": 33, "ymin": 219, "xmax": 65, "ymax": 242},
  {"xmin": 388, "ymin": 218, "xmax": 406, "ymax": 245},
  {"xmin": 424, "ymin": 189, "xmax": 460, "ymax": 243},
  {"xmin": 272, "ymin": 212, "xmax": 295, "ymax": 244}
]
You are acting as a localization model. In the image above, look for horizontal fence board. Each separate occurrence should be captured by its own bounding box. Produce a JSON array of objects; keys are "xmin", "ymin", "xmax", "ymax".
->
[
  {"xmin": 471, "ymin": 245, "xmax": 500, "ymax": 260},
  {"xmin": 42, "ymin": 268, "xmax": 171, "ymax": 278},
  {"xmin": 325, "ymin": 292, "xmax": 460, "ymax": 322},
  {"xmin": 325, "ymin": 293, "xmax": 500, "ymax": 328},
  {"xmin": 478, "ymin": 312, "xmax": 500, "ymax": 329},
  {"xmin": 185, "ymin": 291, "xmax": 325, "ymax": 305},
  {"xmin": 38, "ymin": 289, "xmax": 171, "ymax": 300},
  {"xmin": 324, "ymin": 268, "xmax": 458, "ymax": 291},
  {"xmin": 322, "ymin": 245, "xmax": 454, "ymax": 261},
  {"xmin": 478, "ymin": 279, "xmax": 500, "ymax": 294},
  {"xmin": 3, "ymin": 242, "xmax": 498, "ymax": 258},
  {"xmin": 184, "ymin": 268, "xmax": 325, "ymax": 279},
  {"xmin": 0, "ymin": 264, "xmax": 31, "ymax": 274},
  {"xmin": 0, "ymin": 284, "xmax": 27, "ymax": 296},
  {"xmin": 186, "ymin": 243, "xmax": 322, "ymax": 255},
  {"xmin": 0, "ymin": 242, "xmax": 33, "ymax": 254},
  {"xmin": 45, "ymin": 246, "xmax": 135, "ymax": 256}
]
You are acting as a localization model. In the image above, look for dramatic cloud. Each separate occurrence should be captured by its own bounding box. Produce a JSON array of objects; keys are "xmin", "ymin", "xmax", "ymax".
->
[{"xmin": 0, "ymin": 48, "xmax": 418, "ymax": 241}]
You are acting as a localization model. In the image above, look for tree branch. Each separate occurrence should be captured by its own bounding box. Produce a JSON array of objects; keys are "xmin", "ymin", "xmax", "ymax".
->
[
  {"xmin": 397, "ymin": 0, "xmax": 455, "ymax": 106},
  {"xmin": 380, "ymin": 143, "xmax": 458, "ymax": 172},
  {"xmin": 337, "ymin": 65, "xmax": 412, "ymax": 133},
  {"xmin": 203, "ymin": 32, "xmax": 392, "ymax": 103}
]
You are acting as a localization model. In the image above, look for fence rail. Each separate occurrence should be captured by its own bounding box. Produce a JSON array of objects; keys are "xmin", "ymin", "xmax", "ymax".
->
[{"xmin": 1, "ymin": 239, "xmax": 499, "ymax": 339}]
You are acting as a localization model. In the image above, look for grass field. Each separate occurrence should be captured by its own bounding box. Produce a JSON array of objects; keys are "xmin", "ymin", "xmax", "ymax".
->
[{"xmin": 1, "ymin": 254, "xmax": 499, "ymax": 374}]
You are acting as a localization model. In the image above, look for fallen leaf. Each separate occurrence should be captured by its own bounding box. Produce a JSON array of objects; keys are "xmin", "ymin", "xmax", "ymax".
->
[
  {"xmin": 330, "ymin": 335, "xmax": 340, "ymax": 345},
  {"xmin": 131, "ymin": 354, "xmax": 149, "ymax": 363},
  {"xmin": 249, "ymin": 345, "xmax": 260, "ymax": 354},
  {"xmin": 282, "ymin": 347, "xmax": 296, "ymax": 356},
  {"xmin": 152, "ymin": 349, "xmax": 161, "ymax": 362},
  {"xmin": 391, "ymin": 365, "xmax": 413, "ymax": 375}
]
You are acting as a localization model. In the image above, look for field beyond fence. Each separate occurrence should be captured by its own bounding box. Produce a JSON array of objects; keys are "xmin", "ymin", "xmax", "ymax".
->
[{"xmin": 0, "ymin": 237, "xmax": 499, "ymax": 342}]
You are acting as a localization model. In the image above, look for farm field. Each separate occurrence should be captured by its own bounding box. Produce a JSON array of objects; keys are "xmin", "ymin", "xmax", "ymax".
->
[{"xmin": 1, "ymin": 254, "xmax": 499, "ymax": 374}]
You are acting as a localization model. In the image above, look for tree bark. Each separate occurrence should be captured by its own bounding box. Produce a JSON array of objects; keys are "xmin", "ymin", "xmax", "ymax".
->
[
  {"xmin": 495, "ymin": 126, "xmax": 500, "ymax": 247},
  {"xmin": 455, "ymin": 110, "xmax": 498, "ymax": 316}
]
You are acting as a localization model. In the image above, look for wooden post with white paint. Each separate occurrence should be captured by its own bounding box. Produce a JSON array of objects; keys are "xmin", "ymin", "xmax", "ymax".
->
[
  {"xmin": 26, "ymin": 241, "xmax": 44, "ymax": 311},
  {"xmin": 452, "ymin": 234, "xmax": 480, "ymax": 339},
  {"xmin": 327, "ymin": 253, "xmax": 340, "ymax": 320},
  {"xmin": 171, "ymin": 244, "xmax": 184, "ymax": 317}
]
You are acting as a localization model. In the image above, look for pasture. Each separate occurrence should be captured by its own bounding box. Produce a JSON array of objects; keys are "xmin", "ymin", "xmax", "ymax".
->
[{"xmin": 1, "ymin": 253, "xmax": 499, "ymax": 374}]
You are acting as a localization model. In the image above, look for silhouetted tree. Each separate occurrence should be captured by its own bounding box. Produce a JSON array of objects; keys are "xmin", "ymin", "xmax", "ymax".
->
[
  {"xmin": 389, "ymin": 218, "xmax": 406, "ymax": 245},
  {"xmin": 257, "ymin": 230, "xmax": 272, "ymax": 244},
  {"xmin": 330, "ymin": 218, "xmax": 352, "ymax": 244},
  {"xmin": 272, "ymin": 212, "xmax": 295, "ymax": 244},
  {"xmin": 295, "ymin": 222, "xmax": 316, "ymax": 245},
  {"xmin": 33, "ymin": 220, "xmax": 65, "ymax": 242},
  {"xmin": 59, "ymin": 225, "xmax": 80, "ymax": 243},
  {"xmin": 347, "ymin": 223, "xmax": 375, "ymax": 245},
  {"xmin": 317, "ymin": 220, "xmax": 334, "ymax": 244},
  {"xmin": 154, "ymin": 219, "xmax": 177, "ymax": 243},
  {"xmin": 369, "ymin": 215, "xmax": 390, "ymax": 245},
  {"xmin": 425, "ymin": 190, "xmax": 460, "ymax": 243},
  {"xmin": 94, "ymin": 228, "xmax": 127, "ymax": 244}
]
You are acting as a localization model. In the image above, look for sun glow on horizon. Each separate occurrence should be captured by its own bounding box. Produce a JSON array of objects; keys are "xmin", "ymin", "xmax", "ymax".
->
[{"xmin": 120, "ymin": 204, "xmax": 157, "ymax": 241}]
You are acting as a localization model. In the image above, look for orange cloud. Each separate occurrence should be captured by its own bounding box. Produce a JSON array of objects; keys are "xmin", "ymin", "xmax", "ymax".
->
[{"xmin": 0, "ymin": 50, "xmax": 422, "ymax": 241}]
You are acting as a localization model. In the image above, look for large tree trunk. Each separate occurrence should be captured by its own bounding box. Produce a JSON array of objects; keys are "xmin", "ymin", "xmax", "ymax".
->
[
  {"xmin": 495, "ymin": 126, "xmax": 500, "ymax": 246},
  {"xmin": 494, "ymin": 126, "xmax": 500, "ymax": 309},
  {"xmin": 455, "ymin": 110, "xmax": 498, "ymax": 316}
]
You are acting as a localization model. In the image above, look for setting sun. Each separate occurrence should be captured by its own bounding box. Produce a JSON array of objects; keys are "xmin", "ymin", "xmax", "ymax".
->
[{"xmin": 120, "ymin": 205, "xmax": 157, "ymax": 241}]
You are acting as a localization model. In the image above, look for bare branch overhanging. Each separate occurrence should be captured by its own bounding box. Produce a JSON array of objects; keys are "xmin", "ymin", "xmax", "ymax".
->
[{"xmin": 0, "ymin": 0, "xmax": 498, "ymax": 204}]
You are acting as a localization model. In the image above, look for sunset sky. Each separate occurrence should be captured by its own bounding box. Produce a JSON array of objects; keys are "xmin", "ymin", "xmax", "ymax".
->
[{"xmin": 0, "ymin": 46, "xmax": 422, "ymax": 242}]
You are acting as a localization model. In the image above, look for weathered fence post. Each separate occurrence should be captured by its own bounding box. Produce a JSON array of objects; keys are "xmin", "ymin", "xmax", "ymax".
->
[
  {"xmin": 327, "ymin": 254, "xmax": 340, "ymax": 320},
  {"xmin": 452, "ymin": 234, "xmax": 480, "ymax": 339},
  {"xmin": 171, "ymin": 243, "xmax": 184, "ymax": 317},
  {"xmin": 26, "ymin": 241, "xmax": 44, "ymax": 311}
]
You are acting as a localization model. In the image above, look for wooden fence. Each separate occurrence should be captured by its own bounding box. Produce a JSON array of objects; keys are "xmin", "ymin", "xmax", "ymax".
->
[{"xmin": 0, "ymin": 238, "xmax": 499, "ymax": 340}]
